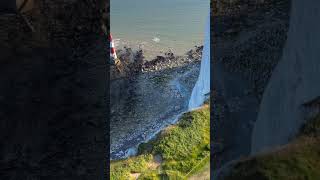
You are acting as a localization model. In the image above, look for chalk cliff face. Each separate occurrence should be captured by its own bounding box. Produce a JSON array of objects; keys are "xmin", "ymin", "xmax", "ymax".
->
[
  {"xmin": 189, "ymin": 10, "xmax": 210, "ymax": 110},
  {"xmin": 0, "ymin": 1, "xmax": 108, "ymax": 179},
  {"xmin": 212, "ymin": 0, "xmax": 291, "ymax": 169},
  {"xmin": 251, "ymin": 0, "xmax": 320, "ymax": 154}
]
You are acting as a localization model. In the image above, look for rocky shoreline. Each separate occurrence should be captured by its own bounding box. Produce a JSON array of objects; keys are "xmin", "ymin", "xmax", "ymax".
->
[{"xmin": 110, "ymin": 46, "xmax": 203, "ymax": 160}]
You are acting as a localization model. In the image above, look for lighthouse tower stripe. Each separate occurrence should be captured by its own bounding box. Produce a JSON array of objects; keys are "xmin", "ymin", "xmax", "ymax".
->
[{"xmin": 109, "ymin": 34, "xmax": 117, "ymax": 59}]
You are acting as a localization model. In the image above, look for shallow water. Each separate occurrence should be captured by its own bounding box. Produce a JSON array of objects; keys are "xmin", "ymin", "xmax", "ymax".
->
[{"xmin": 110, "ymin": 0, "xmax": 209, "ymax": 59}]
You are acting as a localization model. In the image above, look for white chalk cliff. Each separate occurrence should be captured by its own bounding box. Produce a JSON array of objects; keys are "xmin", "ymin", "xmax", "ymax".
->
[
  {"xmin": 251, "ymin": 0, "xmax": 320, "ymax": 154},
  {"xmin": 189, "ymin": 11, "xmax": 210, "ymax": 110}
]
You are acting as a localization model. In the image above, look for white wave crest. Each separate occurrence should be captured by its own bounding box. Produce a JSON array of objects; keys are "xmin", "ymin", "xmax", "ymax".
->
[{"xmin": 152, "ymin": 37, "xmax": 160, "ymax": 43}]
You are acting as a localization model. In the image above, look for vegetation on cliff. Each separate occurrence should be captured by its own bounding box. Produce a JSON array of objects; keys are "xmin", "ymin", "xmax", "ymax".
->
[
  {"xmin": 224, "ymin": 114, "xmax": 320, "ymax": 180},
  {"xmin": 110, "ymin": 103, "xmax": 210, "ymax": 180}
]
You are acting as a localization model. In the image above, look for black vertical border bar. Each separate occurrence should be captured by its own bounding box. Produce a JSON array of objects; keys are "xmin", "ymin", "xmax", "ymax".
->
[
  {"xmin": 104, "ymin": 0, "xmax": 111, "ymax": 178},
  {"xmin": 210, "ymin": 0, "xmax": 215, "ymax": 179}
]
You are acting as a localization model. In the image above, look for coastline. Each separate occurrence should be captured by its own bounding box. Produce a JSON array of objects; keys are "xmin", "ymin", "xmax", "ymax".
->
[{"xmin": 110, "ymin": 46, "xmax": 203, "ymax": 160}]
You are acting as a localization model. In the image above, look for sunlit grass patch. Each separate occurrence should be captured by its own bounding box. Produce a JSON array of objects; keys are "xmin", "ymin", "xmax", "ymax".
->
[{"xmin": 111, "ymin": 104, "xmax": 210, "ymax": 179}]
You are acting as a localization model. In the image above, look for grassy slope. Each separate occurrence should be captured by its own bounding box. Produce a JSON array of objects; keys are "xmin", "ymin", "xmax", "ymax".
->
[
  {"xmin": 110, "ymin": 104, "xmax": 210, "ymax": 180},
  {"xmin": 224, "ymin": 114, "xmax": 320, "ymax": 180}
]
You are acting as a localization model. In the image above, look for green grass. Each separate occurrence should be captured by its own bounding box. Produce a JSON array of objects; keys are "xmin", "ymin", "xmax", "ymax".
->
[
  {"xmin": 138, "ymin": 170, "xmax": 186, "ymax": 180},
  {"xmin": 224, "ymin": 114, "xmax": 320, "ymax": 180},
  {"xmin": 110, "ymin": 154, "xmax": 153, "ymax": 180},
  {"xmin": 110, "ymin": 104, "xmax": 210, "ymax": 179}
]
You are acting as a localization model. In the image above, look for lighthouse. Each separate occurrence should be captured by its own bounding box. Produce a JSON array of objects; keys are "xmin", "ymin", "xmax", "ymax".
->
[{"xmin": 109, "ymin": 34, "xmax": 118, "ymax": 64}]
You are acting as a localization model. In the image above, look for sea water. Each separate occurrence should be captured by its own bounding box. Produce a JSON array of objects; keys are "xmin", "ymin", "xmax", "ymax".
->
[{"xmin": 110, "ymin": 0, "xmax": 209, "ymax": 59}]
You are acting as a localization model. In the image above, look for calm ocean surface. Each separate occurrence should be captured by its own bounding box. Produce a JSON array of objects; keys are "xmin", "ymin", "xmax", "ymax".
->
[{"xmin": 110, "ymin": 0, "xmax": 209, "ymax": 59}]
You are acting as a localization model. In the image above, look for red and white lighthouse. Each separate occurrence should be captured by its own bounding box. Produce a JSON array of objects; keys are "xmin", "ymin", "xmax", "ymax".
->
[{"xmin": 109, "ymin": 34, "xmax": 118, "ymax": 62}]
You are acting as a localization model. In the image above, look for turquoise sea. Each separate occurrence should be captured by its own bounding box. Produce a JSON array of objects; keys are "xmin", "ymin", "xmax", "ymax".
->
[{"xmin": 110, "ymin": 0, "xmax": 209, "ymax": 59}]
